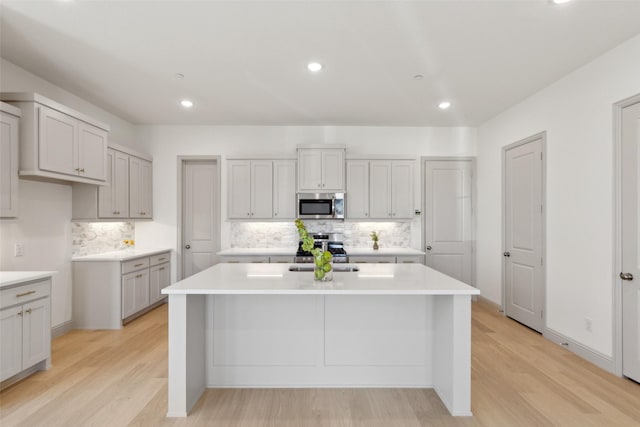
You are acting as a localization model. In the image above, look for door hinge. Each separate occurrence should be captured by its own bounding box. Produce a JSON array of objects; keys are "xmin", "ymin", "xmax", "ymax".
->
[
  {"xmin": 541, "ymin": 152, "xmax": 543, "ymax": 160},
  {"xmin": 541, "ymin": 309, "xmax": 544, "ymax": 319},
  {"xmin": 541, "ymin": 257, "xmax": 543, "ymax": 266},
  {"xmin": 541, "ymin": 204, "xmax": 543, "ymax": 213}
]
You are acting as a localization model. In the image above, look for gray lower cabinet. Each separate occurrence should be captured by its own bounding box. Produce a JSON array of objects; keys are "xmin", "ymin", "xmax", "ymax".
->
[
  {"xmin": 348, "ymin": 255, "xmax": 425, "ymax": 264},
  {"xmin": 73, "ymin": 251, "xmax": 171, "ymax": 329},
  {"xmin": 0, "ymin": 277, "xmax": 51, "ymax": 385}
]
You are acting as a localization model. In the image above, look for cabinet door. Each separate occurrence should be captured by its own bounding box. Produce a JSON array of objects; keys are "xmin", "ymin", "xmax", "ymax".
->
[
  {"xmin": 0, "ymin": 112, "xmax": 19, "ymax": 217},
  {"xmin": 77, "ymin": 122, "xmax": 108, "ymax": 181},
  {"xmin": 133, "ymin": 269, "xmax": 150, "ymax": 314},
  {"xmin": 228, "ymin": 160, "xmax": 251, "ymax": 219},
  {"xmin": 321, "ymin": 149, "xmax": 345, "ymax": 191},
  {"xmin": 250, "ymin": 161, "xmax": 273, "ymax": 219},
  {"xmin": 369, "ymin": 161, "xmax": 392, "ymax": 219},
  {"xmin": 348, "ymin": 255, "xmax": 396, "ymax": 264},
  {"xmin": 130, "ymin": 157, "xmax": 152, "ymax": 219},
  {"xmin": 98, "ymin": 149, "xmax": 115, "ymax": 217},
  {"xmin": 0, "ymin": 306, "xmax": 23, "ymax": 382},
  {"xmin": 346, "ymin": 161, "xmax": 369, "ymax": 219},
  {"xmin": 38, "ymin": 106, "xmax": 77, "ymax": 176},
  {"xmin": 273, "ymin": 160, "xmax": 296, "ymax": 219},
  {"xmin": 122, "ymin": 272, "xmax": 137, "ymax": 318},
  {"xmin": 391, "ymin": 161, "xmax": 414, "ymax": 219},
  {"xmin": 297, "ymin": 149, "xmax": 323, "ymax": 191},
  {"xmin": 22, "ymin": 298, "xmax": 51, "ymax": 370},
  {"xmin": 149, "ymin": 263, "xmax": 170, "ymax": 304},
  {"xmin": 113, "ymin": 151, "xmax": 130, "ymax": 217},
  {"xmin": 138, "ymin": 159, "xmax": 153, "ymax": 218}
]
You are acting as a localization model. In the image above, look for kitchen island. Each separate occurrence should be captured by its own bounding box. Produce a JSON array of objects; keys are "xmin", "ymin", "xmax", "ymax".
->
[{"xmin": 162, "ymin": 263, "xmax": 479, "ymax": 418}]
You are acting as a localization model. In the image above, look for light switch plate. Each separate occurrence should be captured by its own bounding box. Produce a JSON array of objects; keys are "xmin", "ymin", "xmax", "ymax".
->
[{"xmin": 14, "ymin": 243, "xmax": 24, "ymax": 257}]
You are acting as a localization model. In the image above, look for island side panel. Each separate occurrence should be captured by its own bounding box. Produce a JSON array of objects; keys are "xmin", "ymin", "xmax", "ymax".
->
[
  {"xmin": 433, "ymin": 294, "xmax": 472, "ymax": 416},
  {"xmin": 206, "ymin": 294, "xmax": 431, "ymax": 387},
  {"xmin": 167, "ymin": 294, "xmax": 206, "ymax": 417}
]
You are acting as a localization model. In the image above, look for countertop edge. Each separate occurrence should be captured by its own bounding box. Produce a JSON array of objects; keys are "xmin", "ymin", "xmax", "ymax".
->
[
  {"xmin": 0, "ymin": 271, "xmax": 56, "ymax": 288},
  {"xmin": 72, "ymin": 248, "xmax": 172, "ymax": 262}
]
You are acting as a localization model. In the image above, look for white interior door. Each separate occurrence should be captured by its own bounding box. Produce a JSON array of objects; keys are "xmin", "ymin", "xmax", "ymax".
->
[
  {"xmin": 621, "ymin": 99, "xmax": 640, "ymax": 383},
  {"xmin": 182, "ymin": 159, "xmax": 219, "ymax": 278},
  {"xmin": 424, "ymin": 159, "xmax": 473, "ymax": 284},
  {"xmin": 503, "ymin": 135, "xmax": 544, "ymax": 333}
]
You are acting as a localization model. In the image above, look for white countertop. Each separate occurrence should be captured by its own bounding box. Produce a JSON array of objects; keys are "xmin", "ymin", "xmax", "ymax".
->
[
  {"xmin": 0, "ymin": 271, "xmax": 56, "ymax": 289},
  {"xmin": 217, "ymin": 247, "xmax": 425, "ymax": 257},
  {"xmin": 163, "ymin": 263, "xmax": 479, "ymax": 296},
  {"xmin": 72, "ymin": 248, "xmax": 172, "ymax": 262},
  {"xmin": 217, "ymin": 248, "xmax": 295, "ymax": 256}
]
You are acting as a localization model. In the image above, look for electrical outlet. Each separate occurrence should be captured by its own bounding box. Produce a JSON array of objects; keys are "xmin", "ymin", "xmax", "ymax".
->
[
  {"xmin": 14, "ymin": 243, "xmax": 24, "ymax": 257},
  {"xmin": 585, "ymin": 318, "xmax": 593, "ymax": 333}
]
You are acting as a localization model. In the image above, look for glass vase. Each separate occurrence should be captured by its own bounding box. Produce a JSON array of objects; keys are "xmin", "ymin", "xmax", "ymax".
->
[{"xmin": 314, "ymin": 251, "xmax": 333, "ymax": 282}]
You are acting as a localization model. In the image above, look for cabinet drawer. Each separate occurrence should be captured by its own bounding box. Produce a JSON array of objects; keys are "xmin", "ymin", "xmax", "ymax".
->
[
  {"xmin": 122, "ymin": 257, "xmax": 150, "ymax": 274},
  {"xmin": 348, "ymin": 256, "xmax": 396, "ymax": 264},
  {"xmin": 0, "ymin": 279, "xmax": 51, "ymax": 310},
  {"xmin": 220, "ymin": 256, "xmax": 270, "ymax": 263},
  {"xmin": 396, "ymin": 255, "xmax": 424, "ymax": 264},
  {"xmin": 150, "ymin": 252, "xmax": 170, "ymax": 266},
  {"xmin": 269, "ymin": 256, "xmax": 294, "ymax": 264}
]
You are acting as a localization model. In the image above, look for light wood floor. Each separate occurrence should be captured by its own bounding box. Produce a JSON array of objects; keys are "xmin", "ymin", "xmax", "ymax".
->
[{"xmin": 1, "ymin": 300, "xmax": 639, "ymax": 427}]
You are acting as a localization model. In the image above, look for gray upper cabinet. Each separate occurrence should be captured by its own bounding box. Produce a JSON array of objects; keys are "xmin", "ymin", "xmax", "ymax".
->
[
  {"xmin": 297, "ymin": 146, "xmax": 345, "ymax": 192},
  {"xmin": 0, "ymin": 102, "xmax": 21, "ymax": 218},
  {"xmin": 0, "ymin": 93, "xmax": 109, "ymax": 185},
  {"xmin": 347, "ymin": 158, "xmax": 415, "ymax": 220},
  {"xmin": 72, "ymin": 143, "xmax": 153, "ymax": 221},
  {"xmin": 227, "ymin": 158, "xmax": 295, "ymax": 220}
]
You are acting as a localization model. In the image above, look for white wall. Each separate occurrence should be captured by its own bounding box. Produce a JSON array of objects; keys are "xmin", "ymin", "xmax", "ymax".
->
[
  {"xmin": 0, "ymin": 58, "xmax": 137, "ymax": 328},
  {"xmin": 134, "ymin": 126, "xmax": 477, "ymax": 281},
  {"xmin": 476, "ymin": 34, "xmax": 640, "ymax": 358}
]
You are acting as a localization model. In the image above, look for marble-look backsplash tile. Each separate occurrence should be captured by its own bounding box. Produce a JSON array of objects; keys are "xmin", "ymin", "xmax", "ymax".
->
[
  {"xmin": 72, "ymin": 222, "xmax": 135, "ymax": 257},
  {"xmin": 229, "ymin": 221, "xmax": 411, "ymax": 249}
]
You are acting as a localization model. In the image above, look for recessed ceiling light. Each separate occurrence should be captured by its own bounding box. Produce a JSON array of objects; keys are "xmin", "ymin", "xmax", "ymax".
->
[
  {"xmin": 438, "ymin": 101, "xmax": 451, "ymax": 110},
  {"xmin": 551, "ymin": 0, "xmax": 572, "ymax": 4},
  {"xmin": 180, "ymin": 99, "xmax": 193, "ymax": 108},
  {"xmin": 175, "ymin": 73, "xmax": 184, "ymax": 79},
  {"xmin": 413, "ymin": 74, "xmax": 424, "ymax": 80},
  {"xmin": 307, "ymin": 62, "xmax": 323, "ymax": 72}
]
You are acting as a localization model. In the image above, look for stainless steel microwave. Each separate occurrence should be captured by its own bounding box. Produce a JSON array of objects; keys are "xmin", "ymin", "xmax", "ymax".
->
[{"xmin": 297, "ymin": 193, "xmax": 345, "ymax": 220}]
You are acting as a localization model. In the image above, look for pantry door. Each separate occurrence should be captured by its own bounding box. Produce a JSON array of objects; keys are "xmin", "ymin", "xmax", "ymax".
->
[
  {"xmin": 620, "ymin": 96, "xmax": 640, "ymax": 383},
  {"xmin": 179, "ymin": 157, "xmax": 220, "ymax": 279},
  {"xmin": 503, "ymin": 133, "xmax": 545, "ymax": 333},
  {"xmin": 423, "ymin": 158, "xmax": 474, "ymax": 284}
]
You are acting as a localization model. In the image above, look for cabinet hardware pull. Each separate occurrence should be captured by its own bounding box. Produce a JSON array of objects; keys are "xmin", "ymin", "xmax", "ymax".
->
[
  {"xmin": 134, "ymin": 263, "xmax": 144, "ymax": 267},
  {"xmin": 113, "ymin": 211, "xmax": 118, "ymax": 214},
  {"xmin": 16, "ymin": 290, "xmax": 36, "ymax": 298},
  {"xmin": 74, "ymin": 168, "xmax": 80, "ymax": 172},
  {"xmin": 80, "ymin": 168, "xmax": 85, "ymax": 172},
  {"xmin": 18, "ymin": 311, "xmax": 23, "ymax": 316},
  {"xmin": 135, "ymin": 274, "xmax": 143, "ymax": 278},
  {"xmin": 158, "ymin": 258, "xmax": 166, "ymax": 261},
  {"xmin": 159, "ymin": 267, "xmax": 165, "ymax": 271},
  {"xmin": 25, "ymin": 308, "xmax": 32, "ymax": 314}
]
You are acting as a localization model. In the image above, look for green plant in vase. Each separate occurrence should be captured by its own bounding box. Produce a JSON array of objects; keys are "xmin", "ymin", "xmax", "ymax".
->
[
  {"xmin": 295, "ymin": 219, "xmax": 333, "ymax": 281},
  {"xmin": 370, "ymin": 231, "xmax": 379, "ymax": 250}
]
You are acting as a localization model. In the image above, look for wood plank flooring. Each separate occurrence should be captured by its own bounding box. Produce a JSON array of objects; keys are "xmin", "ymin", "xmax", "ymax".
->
[{"xmin": 1, "ymin": 299, "xmax": 639, "ymax": 426}]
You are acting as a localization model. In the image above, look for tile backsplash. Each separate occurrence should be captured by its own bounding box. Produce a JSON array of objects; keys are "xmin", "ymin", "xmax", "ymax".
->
[
  {"xmin": 229, "ymin": 221, "xmax": 412, "ymax": 249},
  {"xmin": 72, "ymin": 222, "xmax": 135, "ymax": 257}
]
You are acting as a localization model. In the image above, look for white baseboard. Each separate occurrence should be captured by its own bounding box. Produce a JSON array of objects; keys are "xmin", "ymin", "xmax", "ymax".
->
[
  {"xmin": 51, "ymin": 320, "xmax": 74, "ymax": 339},
  {"xmin": 543, "ymin": 328, "xmax": 615, "ymax": 374}
]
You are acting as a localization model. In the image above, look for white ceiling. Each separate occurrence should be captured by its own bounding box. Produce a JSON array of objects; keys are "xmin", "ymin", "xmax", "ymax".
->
[{"xmin": 1, "ymin": 1, "xmax": 639, "ymax": 126}]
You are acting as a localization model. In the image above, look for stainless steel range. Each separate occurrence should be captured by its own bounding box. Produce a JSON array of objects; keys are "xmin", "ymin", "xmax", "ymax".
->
[{"xmin": 294, "ymin": 233, "xmax": 348, "ymax": 263}]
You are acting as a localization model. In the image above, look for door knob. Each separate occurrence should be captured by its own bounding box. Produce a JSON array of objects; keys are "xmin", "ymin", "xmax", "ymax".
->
[
  {"xmin": 503, "ymin": 252, "xmax": 511, "ymax": 257},
  {"xmin": 620, "ymin": 272, "xmax": 634, "ymax": 281},
  {"xmin": 185, "ymin": 244, "xmax": 191, "ymax": 250},
  {"xmin": 426, "ymin": 246, "xmax": 432, "ymax": 251}
]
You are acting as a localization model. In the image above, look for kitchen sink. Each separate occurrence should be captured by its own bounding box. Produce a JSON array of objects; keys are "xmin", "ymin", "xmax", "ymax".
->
[{"xmin": 288, "ymin": 265, "xmax": 359, "ymax": 272}]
